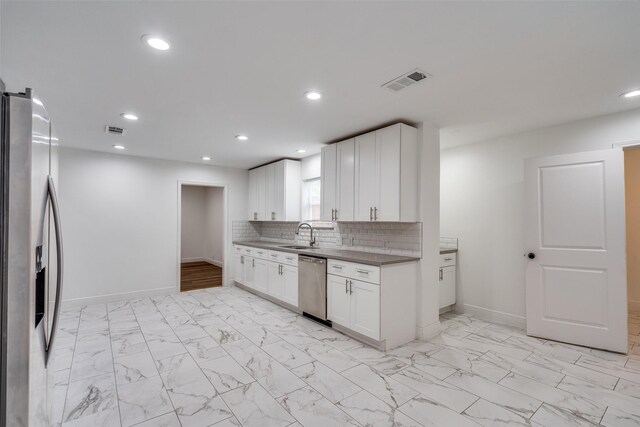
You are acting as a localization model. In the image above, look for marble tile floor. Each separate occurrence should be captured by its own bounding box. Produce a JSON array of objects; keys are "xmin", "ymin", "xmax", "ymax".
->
[{"xmin": 53, "ymin": 286, "xmax": 640, "ymax": 427}]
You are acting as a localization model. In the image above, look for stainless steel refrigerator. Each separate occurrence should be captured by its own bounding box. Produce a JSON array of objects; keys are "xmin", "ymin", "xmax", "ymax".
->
[{"xmin": 1, "ymin": 87, "xmax": 64, "ymax": 427}]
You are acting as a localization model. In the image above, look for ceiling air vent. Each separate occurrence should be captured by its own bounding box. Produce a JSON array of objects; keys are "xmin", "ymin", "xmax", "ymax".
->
[
  {"xmin": 382, "ymin": 69, "xmax": 430, "ymax": 92},
  {"xmin": 105, "ymin": 125, "xmax": 125, "ymax": 136}
]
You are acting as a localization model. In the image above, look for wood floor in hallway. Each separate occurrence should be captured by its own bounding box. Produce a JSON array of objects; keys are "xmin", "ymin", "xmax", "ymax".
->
[{"xmin": 180, "ymin": 261, "xmax": 222, "ymax": 291}]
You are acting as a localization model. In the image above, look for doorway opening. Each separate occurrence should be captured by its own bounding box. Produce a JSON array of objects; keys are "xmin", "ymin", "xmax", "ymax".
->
[
  {"xmin": 625, "ymin": 147, "xmax": 640, "ymax": 354},
  {"xmin": 179, "ymin": 183, "xmax": 226, "ymax": 292}
]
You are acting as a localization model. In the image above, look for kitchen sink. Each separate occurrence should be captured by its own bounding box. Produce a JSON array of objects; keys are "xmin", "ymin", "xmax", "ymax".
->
[{"xmin": 280, "ymin": 245, "xmax": 320, "ymax": 250}]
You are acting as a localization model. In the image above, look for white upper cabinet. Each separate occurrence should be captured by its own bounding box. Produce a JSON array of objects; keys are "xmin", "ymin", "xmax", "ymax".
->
[
  {"xmin": 321, "ymin": 144, "xmax": 337, "ymax": 221},
  {"xmin": 354, "ymin": 123, "xmax": 418, "ymax": 222},
  {"xmin": 354, "ymin": 131, "xmax": 378, "ymax": 221},
  {"xmin": 248, "ymin": 159, "xmax": 301, "ymax": 221},
  {"xmin": 336, "ymin": 138, "xmax": 355, "ymax": 221}
]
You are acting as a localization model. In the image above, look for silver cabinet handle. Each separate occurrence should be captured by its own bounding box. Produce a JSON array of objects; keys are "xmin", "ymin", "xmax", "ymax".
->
[
  {"xmin": 345, "ymin": 279, "xmax": 349, "ymax": 294},
  {"xmin": 444, "ymin": 257, "xmax": 453, "ymax": 261},
  {"xmin": 334, "ymin": 209, "xmax": 338, "ymax": 221},
  {"xmin": 241, "ymin": 256, "xmax": 244, "ymax": 264},
  {"xmin": 439, "ymin": 268, "xmax": 443, "ymax": 281},
  {"xmin": 332, "ymin": 265, "xmax": 343, "ymax": 270},
  {"xmin": 271, "ymin": 211, "xmax": 276, "ymax": 220},
  {"xmin": 356, "ymin": 269, "xmax": 370, "ymax": 275},
  {"xmin": 369, "ymin": 207, "xmax": 373, "ymax": 221},
  {"xmin": 271, "ymin": 253, "xmax": 277, "ymax": 257},
  {"xmin": 374, "ymin": 207, "xmax": 378, "ymax": 221},
  {"xmin": 45, "ymin": 176, "xmax": 64, "ymax": 366},
  {"xmin": 349, "ymin": 280, "xmax": 353, "ymax": 295},
  {"xmin": 280, "ymin": 264, "xmax": 283, "ymax": 275},
  {"xmin": 331, "ymin": 209, "xmax": 335, "ymax": 221},
  {"xmin": 254, "ymin": 212, "xmax": 257, "ymax": 220},
  {"xmin": 252, "ymin": 259, "xmax": 255, "ymax": 267}
]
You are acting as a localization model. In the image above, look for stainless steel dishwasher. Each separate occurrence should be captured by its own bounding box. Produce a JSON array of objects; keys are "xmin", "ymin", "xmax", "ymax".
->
[{"xmin": 298, "ymin": 255, "xmax": 328, "ymax": 322}]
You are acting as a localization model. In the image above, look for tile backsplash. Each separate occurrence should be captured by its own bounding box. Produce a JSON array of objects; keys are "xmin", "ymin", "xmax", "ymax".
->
[{"xmin": 232, "ymin": 221, "xmax": 422, "ymax": 257}]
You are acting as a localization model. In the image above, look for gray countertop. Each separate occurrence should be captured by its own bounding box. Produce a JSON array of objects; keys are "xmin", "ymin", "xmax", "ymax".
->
[{"xmin": 233, "ymin": 240, "xmax": 420, "ymax": 266}]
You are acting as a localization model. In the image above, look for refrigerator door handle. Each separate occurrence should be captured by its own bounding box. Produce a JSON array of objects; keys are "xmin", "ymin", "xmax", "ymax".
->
[{"xmin": 45, "ymin": 176, "xmax": 63, "ymax": 365}]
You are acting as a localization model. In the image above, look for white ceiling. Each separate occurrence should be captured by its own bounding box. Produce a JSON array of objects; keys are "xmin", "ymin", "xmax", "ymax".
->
[{"xmin": 2, "ymin": 1, "xmax": 640, "ymax": 169}]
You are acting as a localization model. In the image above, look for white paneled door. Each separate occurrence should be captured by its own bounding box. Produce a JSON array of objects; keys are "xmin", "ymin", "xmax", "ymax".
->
[{"xmin": 524, "ymin": 149, "xmax": 627, "ymax": 353}]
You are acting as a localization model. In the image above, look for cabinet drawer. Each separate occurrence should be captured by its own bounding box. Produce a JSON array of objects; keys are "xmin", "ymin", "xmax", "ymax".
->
[
  {"xmin": 439, "ymin": 253, "xmax": 456, "ymax": 267},
  {"xmin": 253, "ymin": 248, "xmax": 269, "ymax": 260},
  {"xmin": 327, "ymin": 259, "xmax": 380, "ymax": 284},
  {"xmin": 268, "ymin": 250, "xmax": 299, "ymax": 267}
]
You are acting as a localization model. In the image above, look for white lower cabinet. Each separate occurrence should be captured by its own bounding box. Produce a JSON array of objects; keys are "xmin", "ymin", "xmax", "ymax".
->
[
  {"xmin": 244, "ymin": 256, "xmax": 255, "ymax": 288},
  {"xmin": 253, "ymin": 258, "xmax": 269, "ymax": 294},
  {"xmin": 350, "ymin": 280, "xmax": 380, "ymax": 340},
  {"xmin": 235, "ymin": 246, "xmax": 299, "ymax": 308},
  {"xmin": 327, "ymin": 274, "xmax": 351, "ymax": 328},
  {"xmin": 327, "ymin": 273, "xmax": 380, "ymax": 341},
  {"xmin": 281, "ymin": 264, "xmax": 298, "ymax": 307},
  {"xmin": 438, "ymin": 253, "xmax": 457, "ymax": 309},
  {"xmin": 267, "ymin": 262, "xmax": 284, "ymax": 300},
  {"xmin": 234, "ymin": 253, "xmax": 245, "ymax": 284}
]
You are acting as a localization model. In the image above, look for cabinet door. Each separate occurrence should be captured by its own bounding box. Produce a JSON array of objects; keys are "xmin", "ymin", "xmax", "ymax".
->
[
  {"xmin": 265, "ymin": 163, "xmax": 276, "ymax": 220},
  {"xmin": 355, "ymin": 131, "xmax": 378, "ymax": 221},
  {"xmin": 234, "ymin": 253, "xmax": 245, "ymax": 284},
  {"xmin": 321, "ymin": 145, "xmax": 337, "ymax": 221},
  {"xmin": 350, "ymin": 280, "xmax": 380, "ymax": 340},
  {"xmin": 282, "ymin": 264, "xmax": 298, "ymax": 307},
  {"xmin": 376, "ymin": 125, "xmax": 401, "ymax": 221},
  {"xmin": 253, "ymin": 258, "xmax": 269, "ymax": 293},
  {"xmin": 438, "ymin": 266, "xmax": 456, "ymax": 308},
  {"xmin": 336, "ymin": 138, "xmax": 355, "ymax": 221},
  {"xmin": 327, "ymin": 274, "xmax": 351, "ymax": 327},
  {"xmin": 244, "ymin": 257, "xmax": 255, "ymax": 288},
  {"xmin": 248, "ymin": 169, "xmax": 257, "ymax": 220},
  {"xmin": 273, "ymin": 161, "xmax": 285, "ymax": 220},
  {"xmin": 267, "ymin": 262, "xmax": 283, "ymax": 300},
  {"xmin": 255, "ymin": 167, "xmax": 267, "ymax": 220}
]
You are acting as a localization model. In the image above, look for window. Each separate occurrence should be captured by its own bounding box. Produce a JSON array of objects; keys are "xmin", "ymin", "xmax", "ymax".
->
[{"xmin": 302, "ymin": 178, "xmax": 321, "ymax": 221}]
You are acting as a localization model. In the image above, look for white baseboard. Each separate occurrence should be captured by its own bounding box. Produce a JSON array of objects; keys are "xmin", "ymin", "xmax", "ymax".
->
[
  {"xmin": 458, "ymin": 303, "xmax": 526, "ymax": 329},
  {"xmin": 62, "ymin": 286, "xmax": 176, "ymax": 308},
  {"xmin": 417, "ymin": 320, "xmax": 442, "ymax": 340},
  {"xmin": 629, "ymin": 300, "xmax": 640, "ymax": 313},
  {"xmin": 181, "ymin": 257, "xmax": 223, "ymax": 267}
]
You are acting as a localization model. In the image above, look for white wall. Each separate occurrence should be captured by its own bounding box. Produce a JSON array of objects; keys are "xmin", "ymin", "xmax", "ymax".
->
[
  {"xmin": 59, "ymin": 147, "xmax": 248, "ymax": 304},
  {"xmin": 301, "ymin": 154, "xmax": 321, "ymax": 180},
  {"xmin": 181, "ymin": 185, "xmax": 207, "ymax": 261},
  {"xmin": 441, "ymin": 107, "xmax": 640, "ymax": 326}
]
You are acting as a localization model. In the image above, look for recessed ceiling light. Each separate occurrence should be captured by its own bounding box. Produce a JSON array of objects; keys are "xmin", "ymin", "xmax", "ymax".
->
[
  {"xmin": 120, "ymin": 113, "xmax": 138, "ymax": 121},
  {"xmin": 141, "ymin": 34, "xmax": 171, "ymax": 51},
  {"xmin": 112, "ymin": 145, "xmax": 126, "ymax": 150},
  {"xmin": 304, "ymin": 91, "xmax": 322, "ymax": 100},
  {"xmin": 235, "ymin": 135, "xmax": 249, "ymax": 141},
  {"xmin": 296, "ymin": 149, "xmax": 306, "ymax": 154},
  {"xmin": 621, "ymin": 89, "xmax": 640, "ymax": 98},
  {"xmin": 202, "ymin": 156, "xmax": 211, "ymax": 161}
]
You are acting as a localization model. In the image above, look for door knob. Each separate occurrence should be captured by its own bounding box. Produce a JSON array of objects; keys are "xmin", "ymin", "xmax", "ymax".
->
[{"xmin": 527, "ymin": 253, "xmax": 536, "ymax": 259}]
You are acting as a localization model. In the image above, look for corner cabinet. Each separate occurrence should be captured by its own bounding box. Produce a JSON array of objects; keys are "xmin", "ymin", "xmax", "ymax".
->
[
  {"xmin": 248, "ymin": 159, "xmax": 301, "ymax": 221},
  {"xmin": 321, "ymin": 123, "xmax": 418, "ymax": 223}
]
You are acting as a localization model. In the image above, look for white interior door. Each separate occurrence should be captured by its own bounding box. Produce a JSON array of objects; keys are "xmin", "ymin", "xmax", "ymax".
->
[{"xmin": 524, "ymin": 148, "xmax": 627, "ymax": 353}]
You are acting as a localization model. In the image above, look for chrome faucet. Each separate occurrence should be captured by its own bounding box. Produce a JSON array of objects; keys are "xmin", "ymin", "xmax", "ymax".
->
[{"xmin": 295, "ymin": 223, "xmax": 316, "ymax": 247}]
